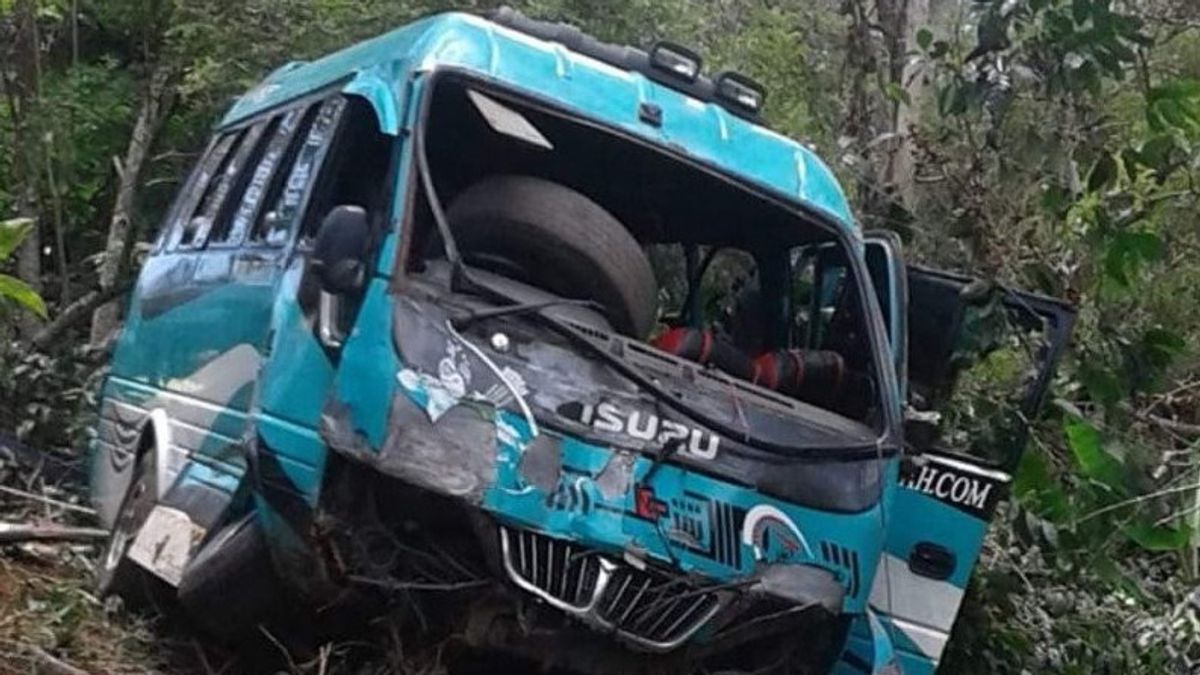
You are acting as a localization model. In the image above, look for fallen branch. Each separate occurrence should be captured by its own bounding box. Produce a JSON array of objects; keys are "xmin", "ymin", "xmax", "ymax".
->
[
  {"xmin": 1144, "ymin": 413, "xmax": 1200, "ymax": 438},
  {"xmin": 0, "ymin": 522, "xmax": 107, "ymax": 544},
  {"xmin": 27, "ymin": 645, "xmax": 92, "ymax": 675},
  {"xmin": 30, "ymin": 283, "xmax": 130, "ymax": 349},
  {"xmin": 0, "ymin": 485, "xmax": 96, "ymax": 516},
  {"xmin": 1076, "ymin": 480, "xmax": 1200, "ymax": 525}
]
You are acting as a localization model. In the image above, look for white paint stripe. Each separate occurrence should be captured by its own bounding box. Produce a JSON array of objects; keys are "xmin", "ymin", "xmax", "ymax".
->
[
  {"xmin": 869, "ymin": 553, "xmax": 963, "ymax": 633},
  {"xmin": 887, "ymin": 616, "xmax": 948, "ymax": 660},
  {"xmin": 740, "ymin": 504, "xmax": 813, "ymax": 558},
  {"xmin": 95, "ymin": 344, "xmax": 261, "ymax": 526}
]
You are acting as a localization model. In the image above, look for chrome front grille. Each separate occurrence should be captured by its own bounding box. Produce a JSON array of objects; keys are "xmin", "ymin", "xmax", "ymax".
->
[
  {"xmin": 505, "ymin": 526, "xmax": 601, "ymax": 609},
  {"xmin": 599, "ymin": 566, "xmax": 722, "ymax": 646},
  {"xmin": 499, "ymin": 527, "xmax": 725, "ymax": 651}
]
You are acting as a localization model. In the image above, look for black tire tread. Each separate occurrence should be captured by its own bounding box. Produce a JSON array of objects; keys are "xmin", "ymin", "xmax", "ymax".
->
[{"xmin": 446, "ymin": 175, "xmax": 658, "ymax": 338}]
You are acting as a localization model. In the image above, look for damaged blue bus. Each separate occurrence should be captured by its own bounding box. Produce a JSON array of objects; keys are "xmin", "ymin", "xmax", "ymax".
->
[{"xmin": 89, "ymin": 8, "xmax": 1075, "ymax": 674}]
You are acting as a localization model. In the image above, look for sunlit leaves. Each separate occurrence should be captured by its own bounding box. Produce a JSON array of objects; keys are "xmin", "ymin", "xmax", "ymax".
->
[
  {"xmin": 1123, "ymin": 521, "xmax": 1191, "ymax": 552},
  {"xmin": 0, "ymin": 274, "xmax": 47, "ymax": 320},
  {"xmin": 0, "ymin": 218, "xmax": 34, "ymax": 260},
  {"xmin": 1147, "ymin": 80, "xmax": 1200, "ymax": 137},
  {"xmin": 1065, "ymin": 418, "xmax": 1125, "ymax": 490},
  {"xmin": 0, "ymin": 218, "xmax": 46, "ymax": 320}
]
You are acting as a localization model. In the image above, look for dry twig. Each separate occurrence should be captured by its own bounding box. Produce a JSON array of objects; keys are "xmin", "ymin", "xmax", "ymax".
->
[
  {"xmin": 0, "ymin": 521, "xmax": 107, "ymax": 544},
  {"xmin": 0, "ymin": 485, "xmax": 96, "ymax": 516},
  {"xmin": 27, "ymin": 645, "xmax": 92, "ymax": 675}
]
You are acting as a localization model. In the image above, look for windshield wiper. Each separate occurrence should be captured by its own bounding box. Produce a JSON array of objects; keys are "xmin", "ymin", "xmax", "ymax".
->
[{"xmin": 450, "ymin": 297, "xmax": 605, "ymax": 330}]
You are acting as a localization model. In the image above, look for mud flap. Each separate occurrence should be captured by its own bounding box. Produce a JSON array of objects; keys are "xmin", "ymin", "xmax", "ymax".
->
[{"xmin": 127, "ymin": 505, "xmax": 207, "ymax": 586}]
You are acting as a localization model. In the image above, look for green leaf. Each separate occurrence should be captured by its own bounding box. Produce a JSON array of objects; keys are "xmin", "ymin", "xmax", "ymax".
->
[
  {"xmin": 1147, "ymin": 79, "xmax": 1200, "ymax": 135},
  {"xmin": 0, "ymin": 218, "xmax": 34, "ymax": 260},
  {"xmin": 884, "ymin": 82, "xmax": 912, "ymax": 107},
  {"xmin": 1106, "ymin": 40, "xmax": 1137, "ymax": 64},
  {"xmin": 1103, "ymin": 231, "xmax": 1162, "ymax": 286},
  {"xmin": 1040, "ymin": 184, "xmax": 1071, "ymax": 215},
  {"xmin": 1141, "ymin": 328, "xmax": 1186, "ymax": 369},
  {"xmin": 1064, "ymin": 419, "xmax": 1125, "ymax": 490},
  {"xmin": 916, "ymin": 28, "xmax": 933, "ymax": 51},
  {"xmin": 1079, "ymin": 363, "xmax": 1122, "ymax": 407},
  {"xmin": 1124, "ymin": 521, "xmax": 1191, "ymax": 552},
  {"xmin": 1071, "ymin": 0, "xmax": 1091, "ymax": 25},
  {"xmin": 938, "ymin": 81, "xmax": 970, "ymax": 116},
  {"xmin": 1133, "ymin": 134, "xmax": 1180, "ymax": 173},
  {"xmin": 1086, "ymin": 152, "xmax": 1118, "ymax": 192},
  {"xmin": 0, "ymin": 273, "xmax": 47, "ymax": 320},
  {"xmin": 1013, "ymin": 449, "xmax": 1069, "ymax": 520}
]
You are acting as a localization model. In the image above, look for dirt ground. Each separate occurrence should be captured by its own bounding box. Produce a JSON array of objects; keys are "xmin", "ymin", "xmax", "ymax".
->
[
  {"xmin": 0, "ymin": 536, "xmax": 469, "ymax": 675},
  {"xmin": 0, "ymin": 554, "xmax": 213, "ymax": 674},
  {"xmin": 0, "ymin": 438, "xmax": 216, "ymax": 674}
]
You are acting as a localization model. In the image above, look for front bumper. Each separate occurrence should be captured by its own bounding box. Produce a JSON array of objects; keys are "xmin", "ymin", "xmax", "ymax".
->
[{"xmin": 497, "ymin": 524, "xmax": 846, "ymax": 654}]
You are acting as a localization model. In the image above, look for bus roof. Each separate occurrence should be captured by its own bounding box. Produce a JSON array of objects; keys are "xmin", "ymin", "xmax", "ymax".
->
[{"xmin": 219, "ymin": 11, "xmax": 857, "ymax": 232}]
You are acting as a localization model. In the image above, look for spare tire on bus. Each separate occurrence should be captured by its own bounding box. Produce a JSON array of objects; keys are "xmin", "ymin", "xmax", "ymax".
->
[{"xmin": 445, "ymin": 175, "xmax": 658, "ymax": 339}]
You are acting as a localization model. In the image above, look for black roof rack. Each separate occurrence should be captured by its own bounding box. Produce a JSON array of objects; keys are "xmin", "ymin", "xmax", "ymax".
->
[{"xmin": 486, "ymin": 7, "xmax": 765, "ymax": 122}]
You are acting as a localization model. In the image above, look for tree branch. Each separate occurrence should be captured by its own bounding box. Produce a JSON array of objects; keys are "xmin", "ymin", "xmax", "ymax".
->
[
  {"xmin": 30, "ymin": 283, "xmax": 130, "ymax": 349},
  {"xmin": 0, "ymin": 521, "xmax": 108, "ymax": 544}
]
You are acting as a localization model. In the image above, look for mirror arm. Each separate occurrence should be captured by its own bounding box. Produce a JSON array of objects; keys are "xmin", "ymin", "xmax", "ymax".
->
[{"xmin": 318, "ymin": 292, "xmax": 344, "ymax": 349}]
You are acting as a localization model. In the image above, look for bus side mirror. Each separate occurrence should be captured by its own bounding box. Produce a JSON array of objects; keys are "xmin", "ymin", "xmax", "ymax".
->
[{"xmin": 313, "ymin": 205, "xmax": 369, "ymax": 294}]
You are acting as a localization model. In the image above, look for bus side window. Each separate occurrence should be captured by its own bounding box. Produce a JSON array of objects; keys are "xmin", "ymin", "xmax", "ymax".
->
[
  {"xmin": 296, "ymin": 96, "xmax": 394, "ymax": 245},
  {"xmin": 226, "ymin": 108, "xmax": 305, "ymax": 246},
  {"xmin": 176, "ymin": 130, "xmax": 252, "ymax": 249},
  {"xmin": 161, "ymin": 133, "xmax": 238, "ymax": 251},
  {"xmin": 251, "ymin": 98, "xmax": 345, "ymax": 247}
]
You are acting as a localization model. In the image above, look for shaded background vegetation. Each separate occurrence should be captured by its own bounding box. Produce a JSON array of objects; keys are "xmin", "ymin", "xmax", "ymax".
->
[{"xmin": 3, "ymin": 0, "xmax": 1200, "ymax": 672}]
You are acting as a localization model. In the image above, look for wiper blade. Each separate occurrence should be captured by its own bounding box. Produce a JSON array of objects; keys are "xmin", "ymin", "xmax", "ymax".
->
[{"xmin": 450, "ymin": 298, "xmax": 604, "ymax": 330}]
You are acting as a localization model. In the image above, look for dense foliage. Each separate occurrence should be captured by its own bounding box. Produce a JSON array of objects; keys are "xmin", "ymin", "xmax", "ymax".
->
[{"xmin": 3, "ymin": 0, "xmax": 1200, "ymax": 672}]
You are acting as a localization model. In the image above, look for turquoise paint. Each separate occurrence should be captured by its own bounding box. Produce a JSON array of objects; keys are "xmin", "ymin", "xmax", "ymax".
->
[
  {"xmin": 176, "ymin": 456, "xmax": 243, "ymax": 495},
  {"xmin": 342, "ymin": 65, "xmax": 404, "ymax": 135},
  {"xmin": 219, "ymin": 12, "xmax": 856, "ymax": 233},
  {"xmin": 887, "ymin": 488, "xmax": 988, "ymax": 589},
  {"xmin": 331, "ymin": 278, "xmax": 401, "ymax": 450},
  {"xmin": 257, "ymin": 264, "xmax": 334, "ymax": 428},
  {"xmin": 102, "ymin": 376, "xmax": 249, "ymax": 446},
  {"xmin": 253, "ymin": 261, "xmax": 336, "ymax": 504},
  {"xmin": 111, "ymin": 261, "xmax": 270, "ymax": 391},
  {"xmin": 256, "ymin": 417, "xmax": 325, "ymax": 498},
  {"xmin": 837, "ymin": 610, "xmax": 901, "ymax": 675}
]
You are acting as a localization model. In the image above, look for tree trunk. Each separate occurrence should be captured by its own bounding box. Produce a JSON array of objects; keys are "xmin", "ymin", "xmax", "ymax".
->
[
  {"xmin": 88, "ymin": 65, "xmax": 175, "ymax": 346},
  {"xmin": 882, "ymin": 0, "xmax": 931, "ymax": 210},
  {"xmin": 870, "ymin": 0, "xmax": 931, "ymax": 212},
  {"xmin": 4, "ymin": 0, "xmax": 43, "ymax": 339},
  {"xmin": 843, "ymin": 0, "xmax": 933, "ymax": 226}
]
